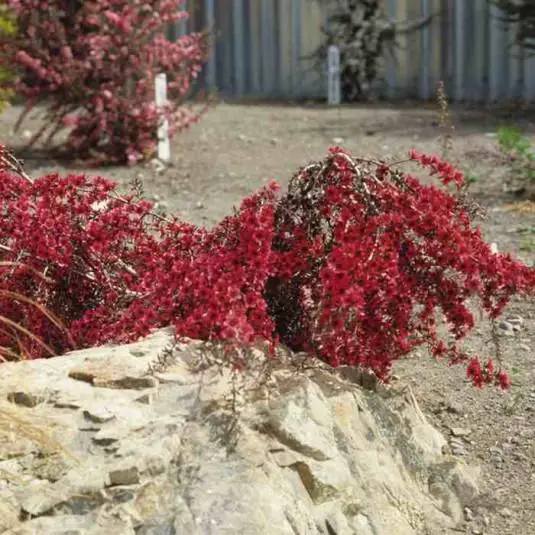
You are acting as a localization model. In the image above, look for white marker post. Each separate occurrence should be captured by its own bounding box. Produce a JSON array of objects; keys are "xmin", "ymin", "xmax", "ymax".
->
[
  {"xmin": 327, "ymin": 45, "xmax": 341, "ymax": 105},
  {"xmin": 155, "ymin": 73, "xmax": 170, "ymax": 161}
]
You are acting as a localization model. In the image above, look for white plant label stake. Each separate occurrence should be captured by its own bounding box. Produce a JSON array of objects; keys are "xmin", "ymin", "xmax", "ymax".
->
[
  {"xmin": 327, "ymin": 45, "xmax": 341, "ymax": 106},
  {"xmin": 155, "ymin": 73, "xmax": 170, "ymax": 161}
]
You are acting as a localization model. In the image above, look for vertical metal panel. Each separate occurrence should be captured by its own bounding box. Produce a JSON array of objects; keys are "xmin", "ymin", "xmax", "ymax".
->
[
  {"xmin": 374, "ymin": 0, "xmax": 387, "ymax": 92},
  {"xmin": 385, "ymin": 0, "xmax": 397, "ymax": 99},
  {"xmin": 453, "ymin": 0, "xmax": 464, "ymax": 101},
  {"xmin": 525, "ymin": 51, "xmax": 535, "ymax": 101},
  {"xmin": 489, "ymin": 1, "xmax": 505, "ymax": 101},
  {"xmin": 404, "ymin": 0, "xmax": 421, "ymax": 97},
  {"xmin": 514, "ymin": 47, "xmax": 526, "ymax": 99},
  {"xmin": 442, "ymin": 0, "xmax": 454, "ymax": 96},
  {"xmin": 483, "ymin": 0, "xmax": 492, "ymax": 102},
  {"xmin": 321, "ymin": 0, "xmax": 331, "ymax": 99},
  {"xmin": 241, "ymin": 0, "xmax": 252, "ymax": 94},
  {"xmin": 291, "ymin": 0, "xmax": 302, "ymax": 97},
  {"xmin": 249, "ymin": 0, "xmax": 262, "ymax": 95},
  {"xmin": 218, "ymin": 0, "xmax": 234, "ymax": 96},
  {"xmin": 471, "ymin": 0, "xmax": 487, "ymax": 102},
  {"xmin": 300, "ymin": 0, "xmax": 324, "ymax": 98},
  {"xmin": 428, "ymin": 0, "xmax": 442, "ymax": 97},
  {"xmin": 399, "ymin": 0, "xmax": 412, "ymax": 96},
  {"xmin": 509, "ymin": 16, "xmax": 525, "ymax": 99},
  {"xmin": 205, "ymin": 0, "xmax": 216, "ymax": 91},
  {"xmin": 272, "ymin": 0, "xmax": 282, "ymax": 95},
  {"xmin": 388, "ymin": 0, "xmax": 411, "ymax": 98},
  {"xmin": 278, "ymin": 0, "xmax": 292, "ymax": 95},
  {"xmin": 461, "ymin": 1, "xmax": 476, "ymax": 101},
  {"xmin": 260, "ymin": 0, "xmax": 275, "ymax": 95},
  {"xmin": 500, "ymin": 9, "xmax": 513, "ymax": 101},
  {"xmin": 419, "ymin": 0, "xmax": 431, "ymax": 100},
  {"xmin": 232, "ymin": 0, "xmax": 245, "ymax": 96}
]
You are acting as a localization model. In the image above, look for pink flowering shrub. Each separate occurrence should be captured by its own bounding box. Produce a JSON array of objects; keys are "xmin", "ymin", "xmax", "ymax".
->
[
  {"xmin": 0, "ymin": 0, "xmax": 209, "ymax": 164},
  {"xmin": 1, "ymin": 144, "xmax": 533, "ymax": 388}
]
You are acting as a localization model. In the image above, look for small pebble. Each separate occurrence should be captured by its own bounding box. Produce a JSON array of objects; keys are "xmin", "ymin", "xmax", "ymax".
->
[
  {"xmin": 507, "ymin": 315, "xmax": 524, "ymax": 326},
  {"xmin": 450, "ymin": 426, "xmax": 471, "ymax": 438},
  {"xmin": 498, "ymin": 320, "xmax": 514, "ymax": 332},
  {"xmin": 449, "ymin": 437, "xmax": 467, "ymax": 456},
  {"xmin": 446, "ymin": 401, "xmax": 464, "ymax": 415},
  {"xmin": 150, "ymin": 159, "xmax": 166, "ymax": 174}
]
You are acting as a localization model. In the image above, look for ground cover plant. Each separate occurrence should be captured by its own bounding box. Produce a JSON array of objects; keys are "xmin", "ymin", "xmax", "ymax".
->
[
  {"xmin": 497, "ymin": 125, "xmax": 535, "ymax": 185},
  {"xmin": 0, "ymin": 0, "xmax": 209, "ymax": 164},
  {"xmin": 1, "ymin": 138, "xmax": 534, "ymax": 390}
]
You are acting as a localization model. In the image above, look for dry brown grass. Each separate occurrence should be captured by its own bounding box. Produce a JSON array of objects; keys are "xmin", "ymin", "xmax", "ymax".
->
[{"xmin": 0, "ymin": 266, "xmax": 79, "ymax": 479}]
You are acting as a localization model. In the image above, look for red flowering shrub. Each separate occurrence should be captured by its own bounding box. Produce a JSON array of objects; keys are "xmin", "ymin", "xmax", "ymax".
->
[
  {"xmin": 0, "ymin": 0, "xmax": 209, "ymax": 164},
  {"xmin": 265, "ymin": 148, "xmax": 534, "ymax": 389},
  {"xmin": 1, "ymin": 144, "xmax": 534, "ymax": 388}
]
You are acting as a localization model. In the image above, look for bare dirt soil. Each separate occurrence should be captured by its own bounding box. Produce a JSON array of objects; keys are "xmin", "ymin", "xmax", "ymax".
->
[{"xmin": 3, "ymin": 101, "xmax": 535, "ymax": 535}]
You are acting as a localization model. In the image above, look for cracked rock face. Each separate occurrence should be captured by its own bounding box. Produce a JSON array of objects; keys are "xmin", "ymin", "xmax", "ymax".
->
[{"xmin": 0, "ymin": 328, "xmax": 479, "ymax": 534}]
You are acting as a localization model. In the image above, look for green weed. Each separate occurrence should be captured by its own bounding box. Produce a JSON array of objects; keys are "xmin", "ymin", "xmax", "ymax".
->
[{"xmin": 497, "ymin": 126, "xmax": 535, "ymax": 183}]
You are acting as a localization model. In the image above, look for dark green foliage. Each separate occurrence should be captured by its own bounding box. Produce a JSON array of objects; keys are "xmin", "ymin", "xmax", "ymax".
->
[
  {"xmin": 493, "ymin": 0, "xmax": 535, "ymax": 52},
  {"xmin": 304, "ymin": 0, "xmax": 433, "ymax": 102}
]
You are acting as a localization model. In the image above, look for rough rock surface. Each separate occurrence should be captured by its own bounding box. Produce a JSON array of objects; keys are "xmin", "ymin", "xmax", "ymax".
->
[{"xmin": 0, "ymin": 328, "xmax": 480, "ymax": 535}]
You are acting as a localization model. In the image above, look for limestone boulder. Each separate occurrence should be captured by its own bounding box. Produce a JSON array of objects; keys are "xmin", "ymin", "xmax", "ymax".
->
[{"xmin": 0, "ymin": 328, "xmax": 479, "ymax": 534}]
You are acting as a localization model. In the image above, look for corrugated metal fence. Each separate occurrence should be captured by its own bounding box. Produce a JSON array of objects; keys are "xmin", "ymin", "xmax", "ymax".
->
[{"xmin": 169, "ymin": 0, "xmax": 535, "ymax": 102}]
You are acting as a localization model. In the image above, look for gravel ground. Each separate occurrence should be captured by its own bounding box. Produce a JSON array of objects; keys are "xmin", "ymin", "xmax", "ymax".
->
[{"xmin": 3, "ymin": 100, "xmax": 535, "ymax": 535}]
